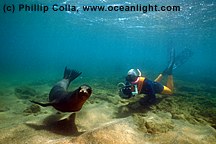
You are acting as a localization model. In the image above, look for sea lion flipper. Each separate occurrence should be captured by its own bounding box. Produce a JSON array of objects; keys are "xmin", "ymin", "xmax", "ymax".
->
[
  {"xmin": 64, "ymin": 67, "xmax": 82, "ymax": 83},
  {"xmin": 30, "ymin": 100, "xmax": 55, "ymax": 107}
]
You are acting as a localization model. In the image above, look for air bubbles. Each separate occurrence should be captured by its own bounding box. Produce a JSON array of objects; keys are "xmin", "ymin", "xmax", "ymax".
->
[
  {"xmin": 118, "ymin": 18, "xmax": 128, "ymax": 21},
  {"xmin": 207, "ymin": 3, "xmax": 214, "ymax": 7},
  {"xmin": 125, "ymin": 2, "xmax": 131, "ymax": 5},
  {"xmin": 100, "ymin": 0, "xmax": 107, "ymax": 3}
]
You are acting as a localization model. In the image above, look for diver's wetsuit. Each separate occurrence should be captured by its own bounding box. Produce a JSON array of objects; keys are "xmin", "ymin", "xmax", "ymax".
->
[
  {"xmin": 123, "ymin": 76, "xmax": 164, "ymax": 105},
  {"xmin": 139, "ymin": 78, "xmax": 164, "ymax": 104}
]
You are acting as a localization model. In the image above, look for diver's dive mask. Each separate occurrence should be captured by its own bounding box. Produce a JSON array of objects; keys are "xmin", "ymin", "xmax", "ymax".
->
[{"xmin": 126, "ymin": 69, "xmax": 141, "ymax": 82}]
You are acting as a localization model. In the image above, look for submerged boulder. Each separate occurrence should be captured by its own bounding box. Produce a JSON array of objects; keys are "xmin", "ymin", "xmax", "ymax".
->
[
  {"xmin": 133, "ymin": 112, "xmax": 174, "ymax": 134},
  {"xmin": 0, "ymin": 107, "xmax": 10, "ymax": 112},
  {"xmin": 69, "ymin": 112, "xmax": 216, "ymax": 144},
  {"xmin": 23, "ymin": 104, "xmax": 41, "ymax": 115},
  {"xmin": 70, "ymin": 117, "xmax": 143, "ymax": 144},
  {"xmin": 15, "ymin": 86, "xmax": 37, "ymax": 99}
]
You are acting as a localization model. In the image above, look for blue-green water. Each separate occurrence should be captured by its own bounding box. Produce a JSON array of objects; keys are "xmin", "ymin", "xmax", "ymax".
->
[
  {"xmin": 0, "ymin": 1, "xmax": 216, "ymax": 143},
  {"xmin": 0, "ymin": 0, "xmax": 215, "ymax": 82}
]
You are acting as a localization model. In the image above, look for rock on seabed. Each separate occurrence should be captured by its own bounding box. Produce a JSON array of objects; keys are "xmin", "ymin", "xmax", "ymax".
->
[{"xmin": 67, "ymin": 112, "xmax": 216, "ymax": 144}]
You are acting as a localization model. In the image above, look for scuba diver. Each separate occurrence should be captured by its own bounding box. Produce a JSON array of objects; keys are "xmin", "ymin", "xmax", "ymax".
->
[{"xmin": 118, "ymin": 47, "xmax": 193, "ymax": 105}]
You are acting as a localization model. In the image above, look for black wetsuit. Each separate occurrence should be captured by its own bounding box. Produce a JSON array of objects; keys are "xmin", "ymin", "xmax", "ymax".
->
[
  {"xmin": 139, "ymin": 78, "xmax": 164, "ymax": 105},
  {"xmin": 122, "ymin": 78, "xmax": 164, "ymax": 105}
]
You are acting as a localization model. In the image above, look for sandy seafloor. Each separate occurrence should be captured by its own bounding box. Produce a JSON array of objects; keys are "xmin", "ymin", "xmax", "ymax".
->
[{"xmin": 0, "ymin": 75, "xmax": 216, "ymax": 144}]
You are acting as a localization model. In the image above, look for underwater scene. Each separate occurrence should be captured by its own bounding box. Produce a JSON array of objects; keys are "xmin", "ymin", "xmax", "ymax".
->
[{"xmin": 0, "ymin": 0, "xmax": 216, "ymax": 143}]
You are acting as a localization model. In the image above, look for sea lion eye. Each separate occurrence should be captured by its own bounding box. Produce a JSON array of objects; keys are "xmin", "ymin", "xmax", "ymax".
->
[{"xmin": 87, "ymin": 88, "xmax": 92, "ymax": 94}]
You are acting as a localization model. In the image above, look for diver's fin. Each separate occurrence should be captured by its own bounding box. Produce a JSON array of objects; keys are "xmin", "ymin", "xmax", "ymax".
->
[
  {"xmin": 30, "ymin": 100, "xmax": 54, "ymax": 107},
  {"xmin": 162, "ymin": 48, "xmax": 193, "ymax": 75},
  {"xmin": 168, "ymin": 47, "xmax": 175, "ymax": 67},
  {"xmin": 63, "ymin": 67, "xmax": 82, "ymax": 83},
  {"xmin": 173, "ymin": 48, "xmax": 193, "ymax": 69},
  {"xmin": 162, "ymin": 47, "xmax": 175, "ymax": 75}
]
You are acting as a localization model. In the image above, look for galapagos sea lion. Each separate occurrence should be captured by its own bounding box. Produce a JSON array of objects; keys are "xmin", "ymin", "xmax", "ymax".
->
[{"xmin": 31, "ymin": 67, "xmax": 92, "ymax": 112}]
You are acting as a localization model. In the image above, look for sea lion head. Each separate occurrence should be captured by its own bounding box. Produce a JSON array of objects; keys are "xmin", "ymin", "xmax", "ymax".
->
[{"xmin": 77, "ymin": 84, "xmax": 92, "ymax": 100}]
